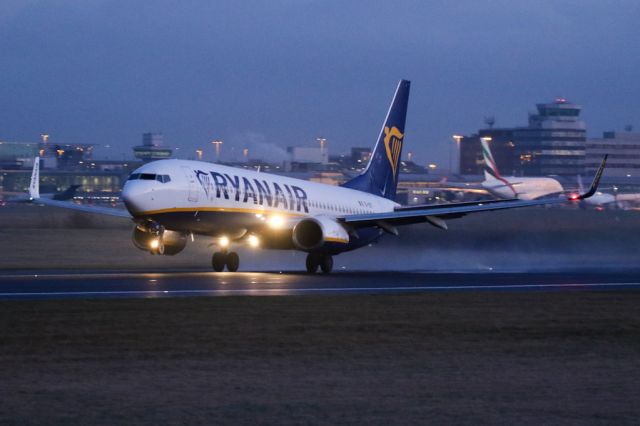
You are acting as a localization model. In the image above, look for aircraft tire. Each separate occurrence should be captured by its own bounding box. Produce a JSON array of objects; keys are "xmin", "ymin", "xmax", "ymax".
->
[
  {"xmin": 226, "ymin": 252, "xmax": 240, "ymax": 272},
  {"xmin": 320, "ymin": 254, "xmax": 333, "ymax": 274},
  {"xmin": 306, "ymin": 253, "xmax": 320, "ymax": 273},
  {"xmin": 212, "ymin": 252, "xmax": 226, "ymax": 272}
]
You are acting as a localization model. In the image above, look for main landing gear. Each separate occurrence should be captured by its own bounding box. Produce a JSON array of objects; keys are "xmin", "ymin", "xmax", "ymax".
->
[
  {"xmin": 211, "ymin": 251, "xmax": 240, "ymax": 272},
  {"xmin": 306, "ymin": 253, "xmax": 333, "ymax": 274},
  {"xmin": 209, "ymin": 250, "xmax": 333, "ymax": 274}
]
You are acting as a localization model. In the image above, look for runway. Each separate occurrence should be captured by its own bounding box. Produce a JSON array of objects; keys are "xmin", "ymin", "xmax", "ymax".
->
[{"xmin": 1, "ymin": 270, "xmax": 639, "ymax": 299}]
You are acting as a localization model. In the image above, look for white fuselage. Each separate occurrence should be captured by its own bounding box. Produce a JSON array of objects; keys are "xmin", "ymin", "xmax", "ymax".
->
[
  {"xmin": 482, "ymin": 176, "xmax": 564, "ymax": 200},
  {"xmin": 583, "ymin": 191, "xmax": 616, "ymax": 206},
  {"xmin": 583, "ymin": 191, "xmax": 640, "ymax": 208},
  {"xmin": 122, "ymin": 159, "xmax": 398, "ymax": 225}
]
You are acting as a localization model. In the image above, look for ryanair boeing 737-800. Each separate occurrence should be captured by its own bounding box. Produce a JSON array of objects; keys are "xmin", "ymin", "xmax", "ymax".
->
[{"xmin": 27, "ymin": 80, "xmax": 607, "ymax": 273}]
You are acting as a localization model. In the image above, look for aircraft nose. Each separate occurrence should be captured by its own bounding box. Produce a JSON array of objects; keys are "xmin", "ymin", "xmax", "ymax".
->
[{"xmin": 122, "ymin": 182, "xmax": 147, "ymax": 215}]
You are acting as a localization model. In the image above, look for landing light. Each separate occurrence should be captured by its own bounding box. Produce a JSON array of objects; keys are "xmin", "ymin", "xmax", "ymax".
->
[
  {"xmin": 248, "ymin": 235, "xmax": 259, "ymax": 248},
  {"xmin": 268, "ymin": 215, "xmax": 285, "ymax": 229},
  {"xmin": 149, "ymin": 239, "xmax": 160, "ymax": 249},
  {"xmin": 219, "ymin": 236, "xmax": 230, "ymax": 247}
]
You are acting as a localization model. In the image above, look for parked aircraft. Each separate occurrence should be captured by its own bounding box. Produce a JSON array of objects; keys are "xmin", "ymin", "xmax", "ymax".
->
[
  {"xmin": 481, "ymin": 138, "xmax": 564, "ymax": 200},
  {"xmin": 27, "ymin": 80, "xmax": 606, "ymax": 273}
]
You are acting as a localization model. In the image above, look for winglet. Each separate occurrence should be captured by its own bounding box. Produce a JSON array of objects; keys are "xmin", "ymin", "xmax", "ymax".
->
[
  {"xmin": 576, "ymin": 154, "xmax": 607, "ymax": 200},
  {"xmin": 29, "ymin": 157, "xmax": 40, "ymax": 200}
]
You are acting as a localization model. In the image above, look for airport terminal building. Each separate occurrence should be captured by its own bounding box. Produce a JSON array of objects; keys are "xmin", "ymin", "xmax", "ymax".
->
[
  {"xmin": 586, "ymin": 130, "xmax": 640, "ymax": 179},
  {"xmin": 460, "ymin": 98, "xmax": 587, "ymax": 177}
]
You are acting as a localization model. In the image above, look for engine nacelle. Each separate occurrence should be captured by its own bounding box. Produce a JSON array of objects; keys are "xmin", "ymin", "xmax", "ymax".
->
[
  {"xmin": 132, "ymin": 227, "xmax": 188, "ymax": 255},
  {"xmin": 292, "ymin": 216, "xmax": 350, "ymax": 251}
]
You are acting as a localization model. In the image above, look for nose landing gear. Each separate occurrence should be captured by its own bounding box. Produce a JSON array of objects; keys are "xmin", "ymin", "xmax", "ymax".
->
[
  {"xmin": 306, "ymin": 253, "xmax": 333, "ymax": 274},
  {"xmin": 211, "ymin": 251, "xmax": 240, "ymax": 272}
]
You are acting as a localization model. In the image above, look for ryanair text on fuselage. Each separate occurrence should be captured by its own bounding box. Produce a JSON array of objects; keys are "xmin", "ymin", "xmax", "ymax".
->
[{"xmin": 195, "ymin": 169, "xmax": 310, "ymax": 213}]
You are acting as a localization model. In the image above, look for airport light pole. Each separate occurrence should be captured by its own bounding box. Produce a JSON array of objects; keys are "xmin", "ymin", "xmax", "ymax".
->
[
  {"xmin": 212, "ymin": 140, "xmax": 223, "ymax": 162},
  {"xmin": 451, "ymin": 134, "xmax": 463, "ymax": 175},
  {"xmin": 317, "ymin": 137, "xmax": 326, "ymax": 156}
]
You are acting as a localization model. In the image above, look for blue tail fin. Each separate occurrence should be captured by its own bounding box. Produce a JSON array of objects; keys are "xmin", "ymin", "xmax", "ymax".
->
[{"xmin": 342, "ymin": 80, "xmax": 410, "ymax": 200}]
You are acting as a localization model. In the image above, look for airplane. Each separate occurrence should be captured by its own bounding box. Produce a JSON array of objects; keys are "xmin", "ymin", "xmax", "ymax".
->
[
  {"xmin": 481, "ymin": 138, "xmax": 564, "ymax": 200},
  {"xmin": 576, "ymin": 175, "xmax": 640, "ymax": 209},
  {"xmin": 26, "ymin": 80, "xmax": 607, "ymax": 273}
]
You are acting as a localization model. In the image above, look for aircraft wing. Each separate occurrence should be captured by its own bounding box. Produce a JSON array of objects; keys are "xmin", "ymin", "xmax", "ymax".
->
[
  {"xmin": 28, "ymin": 157, "xmax": 131, "ymax": 219},
  {"xmin": 342, "ymin": 155, "xmax": 607, "ymax": 229},
  {"xmin": 342, "ymin": 197, "xmax": 565, "ymax": 228},
  {"xmin": 31, "ymin": 197, "xmax": 132, "ymax": 218}
]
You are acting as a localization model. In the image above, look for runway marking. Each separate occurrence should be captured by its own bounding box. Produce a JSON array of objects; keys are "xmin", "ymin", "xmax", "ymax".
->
[
  {"xmin": 0, "ymin": 282, "xmax": 639, "ymax": 298},
  {"xmin": 0, "ymin": 271, "xmax": 234, "ymax": 279}
]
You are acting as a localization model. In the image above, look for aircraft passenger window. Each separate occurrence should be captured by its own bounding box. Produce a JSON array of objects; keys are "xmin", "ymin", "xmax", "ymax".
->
[
  {"xmin": 140, "ymin": 173, "xmax": 157, "ymax": 180},
  {"xmin": 128, "ymin": 174, "xmax": 140, "ymax": 181}
]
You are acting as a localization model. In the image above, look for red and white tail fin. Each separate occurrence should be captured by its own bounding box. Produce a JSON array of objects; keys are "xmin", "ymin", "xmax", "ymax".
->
[{"xmin": 481, "ymin": 138, "xmax": 502, "ymax": 182}]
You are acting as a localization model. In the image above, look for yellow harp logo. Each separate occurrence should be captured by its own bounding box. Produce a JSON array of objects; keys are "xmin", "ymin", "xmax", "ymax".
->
[{"xmin": 383, "ymin": 126, "xmax": 404, "ymax": 180}]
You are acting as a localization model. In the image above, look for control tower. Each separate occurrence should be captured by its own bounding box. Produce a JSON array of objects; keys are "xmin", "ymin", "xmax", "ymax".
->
[
  {"xmin": 460, "ymin": 98, "xmax": 587, "ymax": 177},
  {"xmin": 516, "ymin": 98, "xmax": 586, "ymax": 176},
  {"xmin": 133, "ymin": 133, "xmax": 172, "ymax": 163}
]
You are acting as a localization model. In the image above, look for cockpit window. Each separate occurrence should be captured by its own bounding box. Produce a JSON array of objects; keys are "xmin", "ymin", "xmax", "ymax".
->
[{"xmin": 127, "ymin": 173, "xmax": 171, "ymax": 183}]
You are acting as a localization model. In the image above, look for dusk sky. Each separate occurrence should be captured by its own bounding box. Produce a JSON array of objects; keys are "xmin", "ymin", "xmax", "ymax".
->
[{"xmin": 1, "ymin": 1, "xmax": 639, "ymax": 166}]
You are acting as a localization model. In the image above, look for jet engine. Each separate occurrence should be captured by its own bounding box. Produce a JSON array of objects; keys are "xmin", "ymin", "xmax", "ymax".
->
[
  {"xmin": 132, "ymin": 227, "xmax": 188, "ymax": 255},
  {"xmin": 292, "ymin": 216, "xmax": 350, "ymax": 251}
]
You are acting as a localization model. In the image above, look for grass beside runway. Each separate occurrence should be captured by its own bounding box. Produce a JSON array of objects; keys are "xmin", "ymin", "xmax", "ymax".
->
[{"xmin": 1, "ymin": 292, "xmax": 639, "ymax": 424}]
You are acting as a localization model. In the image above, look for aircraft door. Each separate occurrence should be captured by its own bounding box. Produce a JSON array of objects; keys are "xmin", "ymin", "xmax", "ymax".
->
[{"xmin": 181, "ymin": 166, "xmax": 199, "ymax": 202}]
